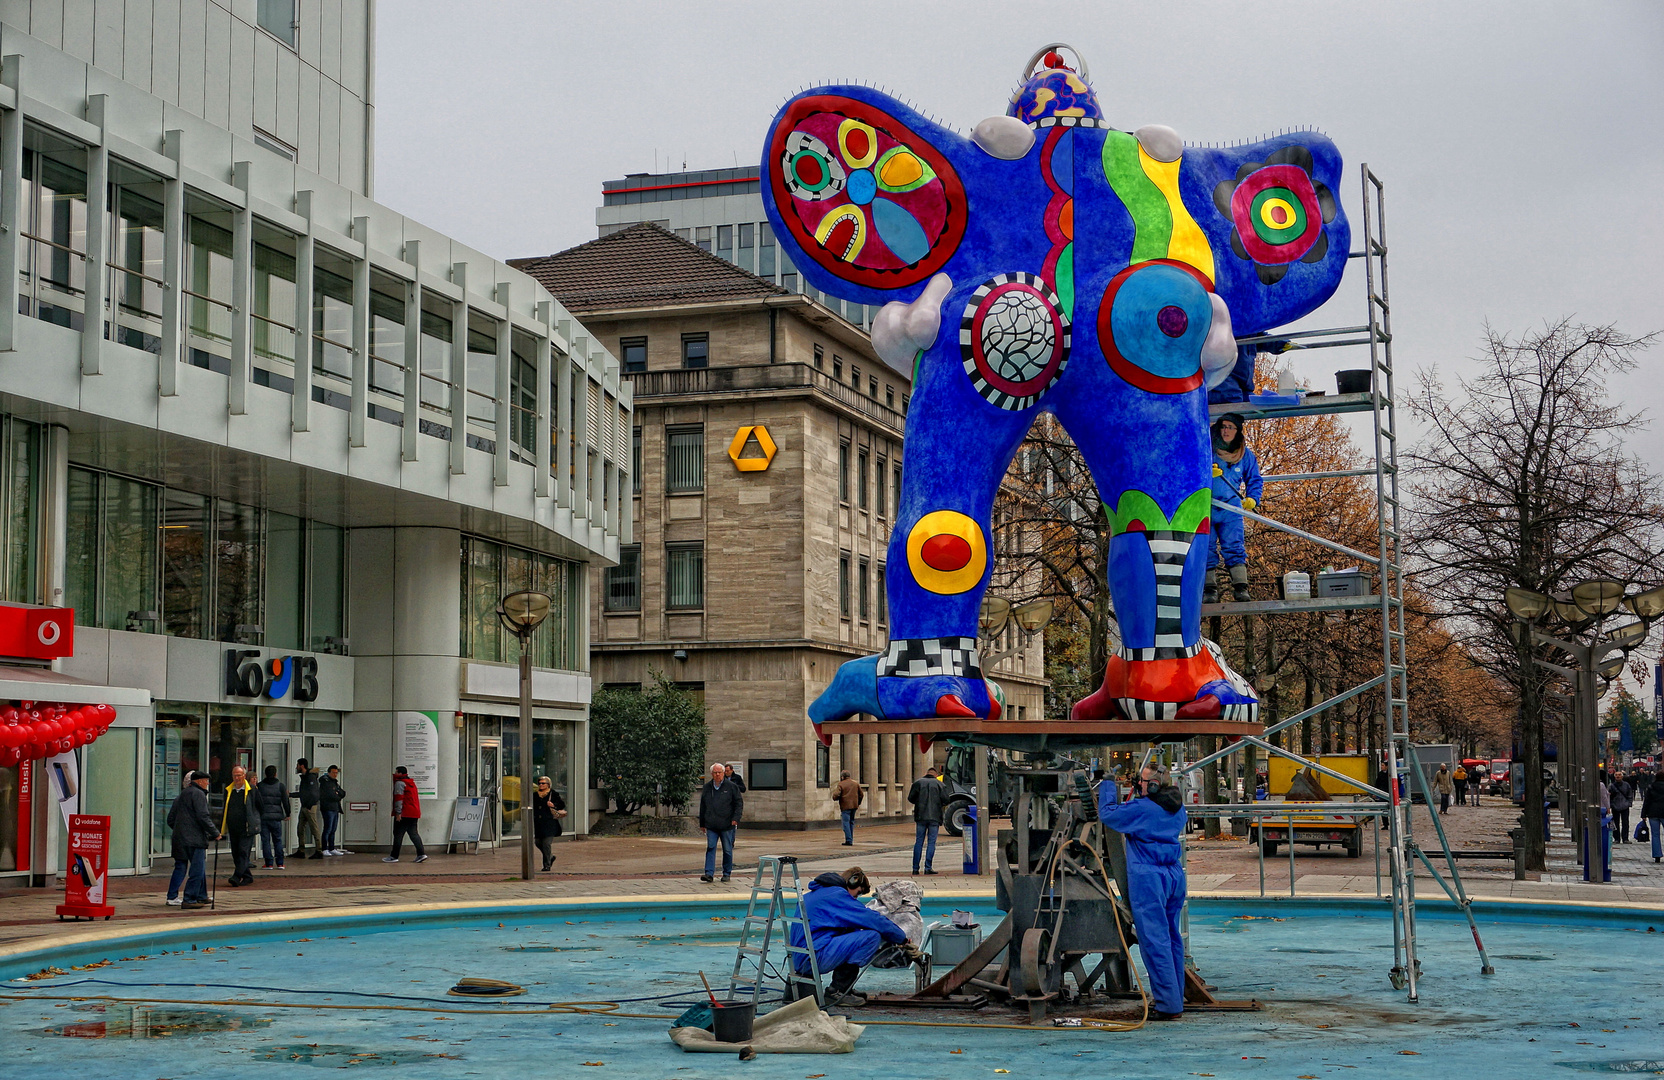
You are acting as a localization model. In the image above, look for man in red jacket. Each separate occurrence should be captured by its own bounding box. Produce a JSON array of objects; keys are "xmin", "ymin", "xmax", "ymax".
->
[{"xmin": 384, "ymin": 766, "xmax": 428, "ymax": 863}]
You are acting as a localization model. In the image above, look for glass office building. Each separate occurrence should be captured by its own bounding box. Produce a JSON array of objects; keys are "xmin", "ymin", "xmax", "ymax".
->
[{"xmin": 0, "ymin": 3, "xmax": 629, "ymax": 883}]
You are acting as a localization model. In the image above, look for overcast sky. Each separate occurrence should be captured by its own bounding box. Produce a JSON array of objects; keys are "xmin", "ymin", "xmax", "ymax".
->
[{"xmin": 376, "ymin": 1, "xmax": 1664, "ymax": 456}]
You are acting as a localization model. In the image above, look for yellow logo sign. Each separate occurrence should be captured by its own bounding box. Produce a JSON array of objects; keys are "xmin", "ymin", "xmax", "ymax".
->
[{"xmin": 727, "ymin": 425, "xmax": 777, "ymax": 472}]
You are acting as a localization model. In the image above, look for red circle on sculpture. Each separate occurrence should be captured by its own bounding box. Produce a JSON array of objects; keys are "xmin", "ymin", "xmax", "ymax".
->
[
  {"xmin": 846, "ymin": 128, "xmax": 870, "ymax": 160},
  {"xmin": 921, "ymin": 534, "xmax": 973, "ymax": 572},
  {"xmin": 794, "ymin": 155, "xmax": 823, "ymax": 186}
]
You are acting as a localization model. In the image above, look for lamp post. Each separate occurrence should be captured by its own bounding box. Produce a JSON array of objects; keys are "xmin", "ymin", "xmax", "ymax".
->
[
  {"xmin": 1505, "ymin": 579, "xmax": 1659, "ymax": 884},
  {"xmin": 499, "ymin": 590, "xmax": 552, "ymax": 881}
]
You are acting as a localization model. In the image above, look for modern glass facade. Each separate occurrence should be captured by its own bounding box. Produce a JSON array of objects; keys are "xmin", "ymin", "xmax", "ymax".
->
[{"xmin": 459, "ymin": 536, "xmax": 582, "ymax": 670}]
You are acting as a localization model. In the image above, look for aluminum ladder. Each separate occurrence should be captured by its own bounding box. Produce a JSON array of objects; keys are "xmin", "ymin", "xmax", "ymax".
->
[{"xmin": 727, "ymin": 855, "xmax": 823, "ymax": 1006}]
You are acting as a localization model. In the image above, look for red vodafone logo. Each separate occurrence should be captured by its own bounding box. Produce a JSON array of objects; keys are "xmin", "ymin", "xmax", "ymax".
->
[
  {"xmin": 37, "ymin": 620, "xmax": 61, "ymax": 646},
  {"xmin": 0, "ymin": 603, "xmax": 74, "ymax": 661}
]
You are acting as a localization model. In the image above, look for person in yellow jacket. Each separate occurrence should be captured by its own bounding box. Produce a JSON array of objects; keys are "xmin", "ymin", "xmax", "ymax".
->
[{"xmin": 220, "ymin": 765, "xmax": 261, "ymax": 887}]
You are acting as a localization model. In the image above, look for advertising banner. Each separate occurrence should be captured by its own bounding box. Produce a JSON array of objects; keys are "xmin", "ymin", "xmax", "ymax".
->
[
  {"xmin": 448, "ymin": 797, "xmax": 488, "ymax": 845},
  {"xmin": 56, "ymin": 814, "xmax": 113, "ymax": 919},
  {"xmin": 1655, "ymin": 664, "xmax": 1662, "ymax": 745},
  {"xmin": 395, "ymin": 712, "xmax": 440, "ymax": 798}
]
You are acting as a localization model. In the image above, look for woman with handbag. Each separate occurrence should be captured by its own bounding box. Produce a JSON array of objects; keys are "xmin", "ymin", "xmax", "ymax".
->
[{"xmin": 532, "ymin": 775, "xmax": 568, "ymax": 872}]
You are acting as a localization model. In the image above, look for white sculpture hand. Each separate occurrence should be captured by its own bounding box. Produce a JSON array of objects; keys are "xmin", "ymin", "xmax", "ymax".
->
[
  {"xmin": 871, "ymin": 273, "xmax": 953, "ymax": 369},
  {"xmin": 1202, "ymin": 294, "xmax": 1236, "ymax": 390}
]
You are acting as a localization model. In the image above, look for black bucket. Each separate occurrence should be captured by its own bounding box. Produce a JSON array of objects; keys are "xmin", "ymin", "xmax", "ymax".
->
[
  {"xmin": 710, "ymin": 1000, "xmax": 756, "ymax": 1043},
  {"xmin": 1336, "ymin": 369, "xmax": 1371, "ymax": 395}
]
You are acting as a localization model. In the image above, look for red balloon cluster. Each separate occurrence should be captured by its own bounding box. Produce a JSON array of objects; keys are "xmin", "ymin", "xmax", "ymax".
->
[{"xmin": 0, "ymin": 700, "xmax": 115, "ymax": 766}]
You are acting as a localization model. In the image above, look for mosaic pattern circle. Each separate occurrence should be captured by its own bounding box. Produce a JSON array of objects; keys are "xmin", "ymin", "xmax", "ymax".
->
[{"xmin": 958, "ymin": 273, "xmax": 1071, "ymax": 411}]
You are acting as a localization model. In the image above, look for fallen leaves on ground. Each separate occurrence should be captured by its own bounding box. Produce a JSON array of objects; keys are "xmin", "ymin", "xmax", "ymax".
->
[{"xmin": 25, "ymin": 967, "xmax": 65, "ymax": 980}]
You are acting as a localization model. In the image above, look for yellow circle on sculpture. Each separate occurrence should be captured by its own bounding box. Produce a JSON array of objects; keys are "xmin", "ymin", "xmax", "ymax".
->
[
  {"xmin": 1258, "ymin": 197, "xmax": 1298, "ymax": 231},
  {"xmin": 906, "ymin": 510, "xmax": 988, "ymax": 595},
  {"xmin": 879, "ymin": 150, "xmax": 925, "ymax": 190}
]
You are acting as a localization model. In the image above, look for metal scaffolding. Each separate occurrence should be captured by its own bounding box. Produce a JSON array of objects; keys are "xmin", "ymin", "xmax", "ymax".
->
[{"xmin": 1177, "ymin": 164, "xmax": 1493, "ymax": 1002}]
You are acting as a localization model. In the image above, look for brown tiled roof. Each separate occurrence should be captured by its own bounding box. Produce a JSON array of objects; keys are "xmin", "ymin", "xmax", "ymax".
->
[{"xmin": 508, "ymin": 222, "xmax": 789, "ymax": 313}]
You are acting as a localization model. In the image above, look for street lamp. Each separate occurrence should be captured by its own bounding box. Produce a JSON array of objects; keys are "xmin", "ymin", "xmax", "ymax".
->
[
  {"xmin": 1625, "ymin": 584, "xmax": 1664, "ymax": 620},
  {"xmin": 1013, "ymin": 598, "xmax": 1055, "ymax": 634},
  {"xmin": 1571, "ymin": 579, "xmax": 1625, "ymax": 617},
  {"xmin": 1505, "ymin": 587, "xmax": 1551, "ymax": 620},
  {"xmin": 979, "ymin": 595, "xmax": 1012, "ymax": 638},
  {"xmin": 498, "ymin": 590, "xmax": 552, "ymax": 881}
]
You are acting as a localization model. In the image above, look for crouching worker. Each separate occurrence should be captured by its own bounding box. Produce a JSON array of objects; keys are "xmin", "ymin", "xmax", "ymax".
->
[
  {"xmin": 1098, "ymin": 763, "xmax": 1188, "ymax": 1020},
  {"xmin": 787, "ymin": 867, "xmax": 915, "ymax": 1006}
]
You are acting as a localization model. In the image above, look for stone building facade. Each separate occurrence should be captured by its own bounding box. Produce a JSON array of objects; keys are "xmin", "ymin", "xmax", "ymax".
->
[{"xmin": 514, "ymin": 224, "xmax": 1045, "ymax": 828}]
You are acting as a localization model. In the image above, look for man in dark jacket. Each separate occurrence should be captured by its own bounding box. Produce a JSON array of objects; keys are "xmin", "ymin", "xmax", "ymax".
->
[
  {"xmin": 254, "ymin": 765, "xmax": 291, "ymax": 869},
  {"xmin": 220, "ymin": 765, "xmax": 260, "ymax": 886},
  {"xmin": 1609, "ymin": 771, "xmax": 1634, "ymax": 844},
  {"xmin": 1639, "ymin": 767, "xmax": 1664, "ymax": 863},
  {"xmin": 787, "ymin": 868, "xmax": 910, "ymax": 1006},
  {"xmin": 166, "ymin": 771, "xmax": 218, "ymax": 908},
  {"xmin": 907, "ymin": 767, "xmax": 947, "ymax": 875},
  {"xmin": 698, "ymin": 763, "xmax": 743, "ymax": 883},
  {"xmin": 319, "ymin": 765, "xmax": 347, "ymax": 855},
  {"xmin": 1099, "ymin": 763, "xmax": 1188, "ymax": 1019},
  {"xmin": 293, "ymin": 759, "xmax": 324, "ymax": 859}
]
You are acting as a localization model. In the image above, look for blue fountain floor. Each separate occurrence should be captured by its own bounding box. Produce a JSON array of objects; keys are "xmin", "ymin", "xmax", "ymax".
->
[{"xmin": 2, "ymin": 899, "xmax": 1661, "ymax": 1079}]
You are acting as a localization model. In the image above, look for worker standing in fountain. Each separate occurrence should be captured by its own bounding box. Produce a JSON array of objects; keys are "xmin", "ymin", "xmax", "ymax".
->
[
  {"xmin": 1205, "ymin": 412, "xmax": 1262, "ymax": 604},
  {"xmin": 1099, "ymin": 763, "xmax": 1188, "ymax": 1020}
]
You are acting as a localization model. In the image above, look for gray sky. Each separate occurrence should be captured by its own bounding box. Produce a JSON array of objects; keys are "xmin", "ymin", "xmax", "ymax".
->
[{"xmin": 376, "ymin": 1, "xmax": 1664, "ymax": 455}]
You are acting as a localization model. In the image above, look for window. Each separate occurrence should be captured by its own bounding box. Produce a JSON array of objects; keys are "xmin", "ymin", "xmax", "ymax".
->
[
  {"xmin": 737, "ymin": 222, "xmax": 755, "ymax": 273},
  {"xmin": 161, "ymin": 489, "xmax": 208, "ymax": 639},
  {"xmin": 893, "ymin": 463, "xmax": 903, "ymax": 519},
  {"xmin": 838, "ymin": 441, "xmax": 850, "ymax": 503},
  {"xmin": 858, "ymin": 557, "xmax": 870, "ymax": 620},
  {"xmin": 813, "ymin": 344, "xmax": 823, "ymax": 371},
  {"xmin": 816, "ymin": 742, "xmax": 830, "ymax": 788},
  {"xmin": 869, "ymin": 377, "xmax": 878, "ymax": 399},
  {"xmin": 605, "ymin": 545, "xmax": 641, "ymax": 611},
  {"xmin": 832, "ymin": 356, "xmax": 842, "ymax": 381},
  {"xmin": 759, "ymin": 223, "xmax": 776, "ymax": 280},
  {"xmin": 257, "ymin": 0, "xmax": 298, "ymax": 48},
  {"xmin": 903, "ymin": 394, "xmax": 910, "ymax": 412},
  {"xmin": 252, "ymin": 129, "xmax": 297, "ymax": 161},
  {"xmin": 886, "ymin": 385, "xmax": 894, "ymax": 409},
  {"xmin": 459, "ymin": 536, "xmax": 576, "ymax": 669},
  {"xmin": 632, "ymin": 428, "xmax": 642, "ymax": 494},
  {"xmin": 694, "ymin": 226, "xmax": 712, "ymax": 252},
  {"xmin": 839, "ymin": 553, "xmax": 850, "ymax": 619},
  {"xmin": 748, "ymin": 759, "xmax": 788, "ymax": 791},
  {"xmin": 621, "ymin": 336, "xmax": 647, "ymax": 374},
  {"xmin": 781, "ymin": 257, "xmax": 797, "ymax": 293},
  {"xmin": 857, "ymin": 449, "xmax": 869, "ymax": 510},
  {"xmin": 851, "ymin": 365, "xmax": 860, "ymax": 389},
  {"xmin": 65, "ymin": 466, "xmax": 158, "ymax": 631},
  {"xmin": 667, "ymin": 426, "xmax": 704, "ymax": 493},
  {"xmin": 716, "ymin": 224, "xmax": 733, "ymax": 263},
  {"xmin": 877, "ymin": 565, "xmax": 887, "ymax": 624},
  {"xmin": 875, "ymin": 458, "xmax": 887, "ymax": 519},
  {"xmin": 682, "ymin": 333, "xmax": 708, "ymax": 370},
  {"xmin": 667, "ymin": 543, "xmax": 704, "ymax": 609}
]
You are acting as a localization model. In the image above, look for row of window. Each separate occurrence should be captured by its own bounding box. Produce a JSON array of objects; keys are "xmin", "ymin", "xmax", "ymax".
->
[
  {"xmin": 603, "ymin": 542, "xmax": 703, "ymax": 612},
  {"xmin": 679, "ymin": 220, "xmax": 876, "ymax": 330},
  {"xmin": 839, "ymin": 440, "xmax": 902, "ymax": 518},
  {"xmin": 64, "ymin": 465, "xmax": 346, "ymax": 651},
  {"xmin": 839, "ymin": 554, "xmax": 887, "ymax": 625},
  {"xmin": 459, "ymin": 536, "xmax": 582, "ymax": 670},
  {"xmin": 619, "ymin": 333, "xmax": 706, "ymax": 374},
  {"xmin": 813, "ymin": 344, "xmax": 906, "ymax": 412}
]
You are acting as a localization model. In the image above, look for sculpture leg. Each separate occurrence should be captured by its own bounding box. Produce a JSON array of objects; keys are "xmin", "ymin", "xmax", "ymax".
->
[{"xmin": 808, "ymin": 326, "xmax": 1039, "ymax": 736}]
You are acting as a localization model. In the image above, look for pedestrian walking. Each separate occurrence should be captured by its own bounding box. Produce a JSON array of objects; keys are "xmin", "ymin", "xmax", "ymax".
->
[
  {"xmin": 1432, "ymin": 764, "xmax": 1454, "ymax": 815},
  {"xmin": 254, "ymin": 765, "xmax": 291, "ymax": 869},
  {"xmin": 698, "ymin": 763, "xmax": 743, "ymax": 883},
  {"xmin": 1639, "ymin": 767, "xmax": 1664, "ymax": 863},
  {"xmin": 219, "ymin": 765, "xmax": 259, "ymax": 886},
  {"xmin": 165, "ymin": 771, "xmax": 218, "ymax": 909},
  {"xmin": 319, "ymin": 765, "xmax": 348, "ymax": 855},
  {"xmin": 832, "ymin": 771, "xmax": 863, "ymax": 846},
  {"xmin": 385, "ymin": 766, "xmax": 428, "ymax": 863},
  {"xmin": 907, "ymin": 766, "xmax": 947, "ymax": 875},
  {"xmin": 1609, "ymin": 771, "xmax": 1633, "ymax": 844},
  {"xmin": 1452, "ymin": 764, "xmax": 1468, "ymax": 807},
  {"xmin": 724, "ymin": 763, "xmax": 747, "ymax": 793},
  {"xmin": 531, "ymin": 775, "xmax": 568, "ymax": 871},
  {"xmin": 293, "ymin": 759, "xmax": 324, "ymax": 859}
]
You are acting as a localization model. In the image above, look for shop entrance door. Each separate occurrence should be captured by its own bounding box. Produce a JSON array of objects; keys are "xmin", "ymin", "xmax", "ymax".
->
[
  {"xmin": 260, "ymin": 736, "xmax": 299, "ymax": 852},
  {"xmin": 478, "ymin": 739, "xmax": 501, "ymax": 845}
]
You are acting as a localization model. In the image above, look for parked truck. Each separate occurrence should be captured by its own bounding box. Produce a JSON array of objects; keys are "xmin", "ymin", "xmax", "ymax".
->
[{"xmin": 1250, "ymin": 754, "xmax": 1373, "ymax": 858}]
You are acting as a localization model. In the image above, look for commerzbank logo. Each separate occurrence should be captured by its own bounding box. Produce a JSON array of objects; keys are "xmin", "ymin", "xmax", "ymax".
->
[{"xmin": 224, "ymin": 649, "xmax": 320, "ymax": 703}]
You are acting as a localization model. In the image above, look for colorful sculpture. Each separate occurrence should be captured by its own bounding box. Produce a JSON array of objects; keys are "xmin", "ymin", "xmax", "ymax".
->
[{"xmin": 765, "ymin": 46, "xmax": 1349, "ymax": 738}]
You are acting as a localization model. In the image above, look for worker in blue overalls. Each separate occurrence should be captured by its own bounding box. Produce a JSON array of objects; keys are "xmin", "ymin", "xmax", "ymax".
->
[
  {"xmin": 1099, "ymin": 763, "xmax": 1189, "ymax": 1019},
  {"xmin": 787, "ymin": 867, "xmax": 916, "ymax": 1006},
  {"xmin": 1206, "ymin": 412, "xmax": 1263, "ymax": 604}
]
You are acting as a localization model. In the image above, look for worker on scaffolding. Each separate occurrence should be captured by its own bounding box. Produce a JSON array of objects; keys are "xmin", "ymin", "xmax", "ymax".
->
[
  {"xmin": 1206, "ymin": 412, "xmax": 1262, "ymax": 604},
  {"xmin": 786, "ymin": 867, "xmax": 919, "ymax": 1006},
  {"xmin": 1099, "ymin": 763, "xmax": 1189, "ymax": 1020}
]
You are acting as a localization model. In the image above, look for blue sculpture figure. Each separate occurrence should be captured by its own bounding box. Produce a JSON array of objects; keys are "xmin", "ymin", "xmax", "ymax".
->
[{"xmin": 763, "ymin": 46, "xmax": 1349, "ymax": 736}]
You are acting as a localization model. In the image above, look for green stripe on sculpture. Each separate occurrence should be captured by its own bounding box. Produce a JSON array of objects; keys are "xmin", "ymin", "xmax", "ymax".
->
[
  {"xmin": 1101, "ymin": 132, "xmax": 1172, "ymax": 264},
  {"xmin": 1103, "ymin": 487, "xmax": 1212, "ymax": 535},
  {"xmin": 1055, "ymin": 243, "xmax": 1075, "ymax": 316}
]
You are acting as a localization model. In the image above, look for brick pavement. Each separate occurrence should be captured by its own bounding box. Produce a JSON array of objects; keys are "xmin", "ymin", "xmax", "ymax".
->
[{"xmin": 1, "ymin": 804, "xmax": 1658, "ymax": 952}]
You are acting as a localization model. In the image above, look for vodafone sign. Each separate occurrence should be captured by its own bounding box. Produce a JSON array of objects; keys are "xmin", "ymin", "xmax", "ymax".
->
[{"xmin": 0, "ymin": 603, "xmax": 73, "ymax": 661}]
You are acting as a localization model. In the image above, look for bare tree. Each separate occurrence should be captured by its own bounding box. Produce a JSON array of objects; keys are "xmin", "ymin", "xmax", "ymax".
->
[{"xmin": 1405, "ymin": 320, "xmax": 1664, "ymax": 870}]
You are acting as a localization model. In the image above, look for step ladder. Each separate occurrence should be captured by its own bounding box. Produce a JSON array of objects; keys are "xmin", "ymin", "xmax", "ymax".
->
[{"xmin": 727, "ymin": 855, "xmax": 824, "ymax": 1007}]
